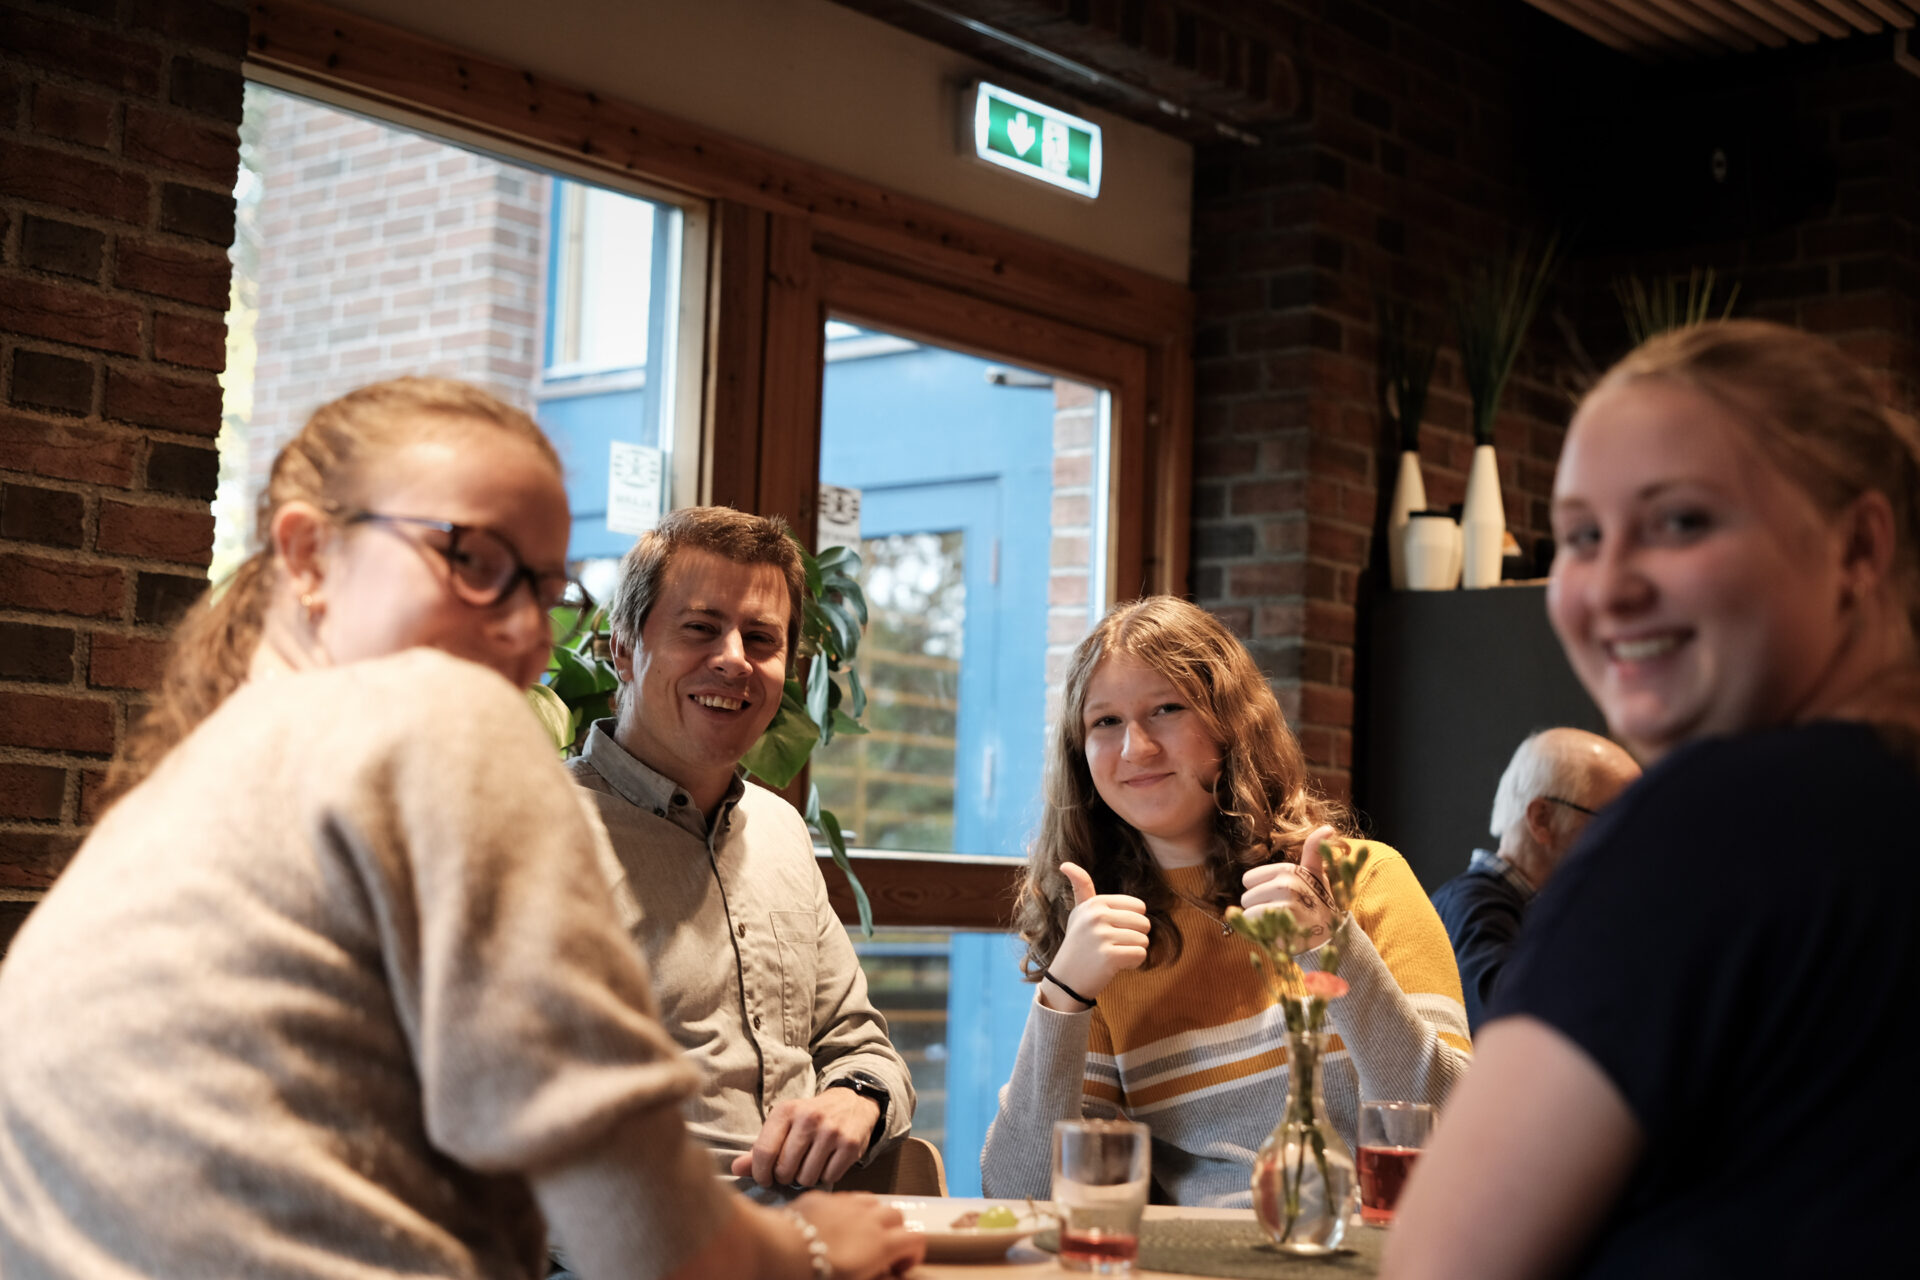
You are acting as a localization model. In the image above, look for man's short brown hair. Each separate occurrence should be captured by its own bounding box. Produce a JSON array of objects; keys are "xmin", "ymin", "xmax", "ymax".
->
[{"xmin": 607, "ymin": 506, "xmax": 806, "ymax": 660}]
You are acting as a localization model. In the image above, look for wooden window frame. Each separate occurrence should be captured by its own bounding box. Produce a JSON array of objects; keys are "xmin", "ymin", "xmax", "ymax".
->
[{"xmin": 249, "ymin": 0, "xmax": 1194, "ymax": 930}]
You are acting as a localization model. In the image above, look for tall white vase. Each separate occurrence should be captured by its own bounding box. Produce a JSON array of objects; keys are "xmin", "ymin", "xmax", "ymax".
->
[
  {"xmin": 1386, "ymin": 449, "xmax": 1427, "ymax": 590},
  {"xmin": 1460, "ymin": 443, "xmax": 1506, "ymax": 589}
]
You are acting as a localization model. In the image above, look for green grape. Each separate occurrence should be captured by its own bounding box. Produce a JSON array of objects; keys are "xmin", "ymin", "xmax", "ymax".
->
[{"xmin": 975, "ymin": 1205, "xmax": 1018, "ymax": 1230}]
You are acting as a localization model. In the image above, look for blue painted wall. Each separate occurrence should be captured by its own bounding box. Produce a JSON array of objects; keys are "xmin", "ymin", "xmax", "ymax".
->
[
  {"xmin": 535, "ymin": 180, "xmax": 674, "ymax": 564},
  {"xmin": 541, "ymin": 388, "xmax": 650, "ymax": 562}
]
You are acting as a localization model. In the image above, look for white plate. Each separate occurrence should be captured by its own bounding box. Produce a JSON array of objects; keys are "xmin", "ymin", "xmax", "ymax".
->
[{"xmin": 886, "ymin": 1195, "xmax": 1055, "ymax": 1263}]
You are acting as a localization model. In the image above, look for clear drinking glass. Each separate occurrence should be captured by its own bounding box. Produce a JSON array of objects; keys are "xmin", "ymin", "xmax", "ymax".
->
[
  {"xmin": 1051, "ymin": 1119, "xmax": 1150, "ymax": 1273},
  {"xmin": 1357, "ymin": 1101, "xmax": 1436, "ymax": 1225}
]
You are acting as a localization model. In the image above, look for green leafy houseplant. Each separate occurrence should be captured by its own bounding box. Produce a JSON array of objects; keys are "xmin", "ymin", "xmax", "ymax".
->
[
  {"xmin": 1613, "ymin": 267, "xmax": 1740, "ymax": 345},
  {"xmin": 526, "ymin": 601, "xmax": 620, "ymax": 753},
  {"xmin": 525, "ymin": 540, "xmax": 876, "ymax": 934},
  {"xmin": 1453, "ymin": 234, "xmax": 1560, "ymax": 446}
]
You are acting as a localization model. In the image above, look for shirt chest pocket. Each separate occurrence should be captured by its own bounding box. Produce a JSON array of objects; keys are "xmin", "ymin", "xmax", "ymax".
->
[{"xmin": 769, "ymin": 910, "xmax": 818, "ymax": 1049}]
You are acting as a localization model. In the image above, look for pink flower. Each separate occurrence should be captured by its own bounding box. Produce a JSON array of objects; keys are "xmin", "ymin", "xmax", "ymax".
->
[{"xmin": 1301, "ymin": 972, "xmax": 1349, "ymax": 1000}]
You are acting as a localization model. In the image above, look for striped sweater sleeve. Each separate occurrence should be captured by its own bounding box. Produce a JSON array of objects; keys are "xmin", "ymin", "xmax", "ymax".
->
[
  {"xmin": 1298, "ymin": 844, "xmax": 1472, "ymax": 1110},
  {"xmin": 978, "ymin": 997, "xmax": 1123, "ymax": 1198}
]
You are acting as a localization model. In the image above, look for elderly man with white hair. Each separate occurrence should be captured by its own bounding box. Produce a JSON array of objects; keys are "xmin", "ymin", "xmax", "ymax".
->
[{"xmin": 1431, "ymin": 728, "xmax": 1639, "ymax": 1032}]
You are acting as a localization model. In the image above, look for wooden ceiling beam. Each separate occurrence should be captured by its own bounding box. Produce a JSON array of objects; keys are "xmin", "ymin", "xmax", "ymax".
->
[
  {"xmin": 1806, "ymin": 0, "xmax": 1884, "ymax": 32},
  {"xmin": 1603, "ymin": 0, "xmax": 1734, "ymax": 49},
  {"xmin": 1508, "ymin": 0, "xmax": 1912, "ymax": 53},
  {"xmin": 1556, "ymin": 0, "xmax": 1695, "ymax": 51},
  {"xmin": 1637, "ymin": 0, "xmax": 1762, "ymax": 49},
  {"xmin": 1760, "ymin": 0, "xmax": 1856, "ymax": 37},
  {"xmin": 1722, "ymin": 0, "xmax": 1826, "ymax": 40},
  {"xmin": 1856, "ymin": 0, "xmax": 1915, "ymax": 27},
  {"xmin": 1679, "ymin": 0, "xmax": 1795, "ymax": 45},
  {"xmin": 1523, "ymin": 0, "xmax": 1644, "ymax": 52}
]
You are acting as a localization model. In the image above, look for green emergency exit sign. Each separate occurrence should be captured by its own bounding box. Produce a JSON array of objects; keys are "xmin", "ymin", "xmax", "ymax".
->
[{"xmin": 971, "ymin": 82, "xmax": 1102, "ymax": 199}]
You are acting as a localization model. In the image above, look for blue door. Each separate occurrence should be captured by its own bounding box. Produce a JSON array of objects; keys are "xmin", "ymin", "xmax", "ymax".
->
[{"xmin": 818, "ymin": 333, "xmax": 1068, "ymax": 1195}]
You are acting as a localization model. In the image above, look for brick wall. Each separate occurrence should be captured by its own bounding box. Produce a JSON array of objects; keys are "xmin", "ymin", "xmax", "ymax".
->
[
  {"xmin": 1189, "ymin": 0, "xmax": 1566, "ymax": 802},
  {"xmin": 1186, "ymin": 2, "xmax": 1920, "ymax": 806},
  {"xmin": 1044, "ymin": 377, "xmax": 1099, "ymax": 727},
  {"xmin": 1, "ymin": 0, "xmax": 248, "ymax": 929},
  {"xmin": 240, "ymin": 88, "xmax": 549, "ymax": 512}
]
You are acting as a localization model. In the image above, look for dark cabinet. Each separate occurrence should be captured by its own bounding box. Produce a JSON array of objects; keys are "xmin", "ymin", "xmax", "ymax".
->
[{"xmin": 1354, "ymin": 584, "xmax": 1607, "ymax": 894}]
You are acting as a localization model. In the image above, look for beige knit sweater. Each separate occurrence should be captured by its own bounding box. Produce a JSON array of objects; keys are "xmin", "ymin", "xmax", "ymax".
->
[{"xmin": 0, "ymin": 650, "xmax": 734, "ymax": 1280}]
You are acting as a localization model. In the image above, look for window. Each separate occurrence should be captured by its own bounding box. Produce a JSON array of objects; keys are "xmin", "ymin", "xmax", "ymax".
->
[
  {"xmin": 237, "ymin": 19, "xmax": 1192, "ymax": 1204},
  {"xmin": 814, "ymin": 322, "xmax": 1112, "ymax": 857},
  {"xmin": 814, "ymin": 319, "xmax": 1116, "ymax": 1192},
  {"xmin": 549, "ymin": 184, "xmax": 655, "ymax": 375},
  {"xmin": 214, "ymin": 82, "xmax": 702, "ymax": 584}
]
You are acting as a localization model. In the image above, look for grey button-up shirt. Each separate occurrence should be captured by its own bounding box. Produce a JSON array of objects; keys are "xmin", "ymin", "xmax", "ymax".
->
[{"xmin": 566, "ymin": 721, "xmax": 913, "ymax": 1164}]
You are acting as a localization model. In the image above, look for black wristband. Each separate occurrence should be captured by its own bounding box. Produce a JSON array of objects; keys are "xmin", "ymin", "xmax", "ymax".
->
[
  {"xmin": 823, "ymin": 1070, "xmax": 889, "ymax": 1151},
  {"xmin": 1040, "ymin": 967, "xmax": 1096, "ymax": 1009}
]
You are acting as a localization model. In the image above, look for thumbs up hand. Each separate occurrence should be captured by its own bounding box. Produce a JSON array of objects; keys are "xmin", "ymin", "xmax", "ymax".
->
[
  {"xmin": 1239, "ymin": 824, "xmax": 1342, "ymax": 955},
  {"xmin": 1040, "ymin": 861, "xmax": 1150, "ymax": 1011}
]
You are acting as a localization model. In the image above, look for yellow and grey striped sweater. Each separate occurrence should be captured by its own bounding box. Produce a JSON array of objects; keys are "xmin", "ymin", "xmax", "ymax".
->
[{"xmin": 982, "ymin": 843, "xmax": 1471, "ymax": 1207}]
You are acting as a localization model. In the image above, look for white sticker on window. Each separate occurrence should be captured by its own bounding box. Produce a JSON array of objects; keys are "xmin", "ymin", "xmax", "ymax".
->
[
  {"xmin": 607, "ymin": 441, "xmax": 664, "ymax": 536},
  {"xmin": 817, "ymin": 484, "xmax": 862, "ymax": 551}
]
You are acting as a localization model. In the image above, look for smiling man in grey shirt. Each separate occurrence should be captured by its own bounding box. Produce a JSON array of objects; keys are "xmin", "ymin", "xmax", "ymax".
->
[{"xmin": 568, "ymin": 507, "xmax": 912, "ymax": 1190}]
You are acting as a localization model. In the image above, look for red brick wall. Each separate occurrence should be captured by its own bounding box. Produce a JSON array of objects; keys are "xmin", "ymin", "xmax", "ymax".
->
[
  {"xmin": 1189, "ymin": 0, "xmax": 1564, "ymax": 802},
  {"xmin": 1044, "ymin": 377, "xmax": 1100, "ymax": 728},
  {"xmin": 0, "ymin": 0, "xmax": 247, "ymax": 920},
  {"xmin": 241, "ymin": 88, "xmax": 550, "ymax": 511},
  {"xmin": 1187, "ymin": 3, "xmax": 1920, "ymax": 803}
]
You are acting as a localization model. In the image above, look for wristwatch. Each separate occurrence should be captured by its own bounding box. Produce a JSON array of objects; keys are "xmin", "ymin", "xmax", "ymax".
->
[{"xmin": 823, "ymin": 1069, "xmax": 890, "ymax": 1150}]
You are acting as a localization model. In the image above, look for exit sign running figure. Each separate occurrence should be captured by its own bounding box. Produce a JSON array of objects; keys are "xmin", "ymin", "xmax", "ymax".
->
[{"xmin": 970, "ymin": 82, "xmax": 1103, "ymax": 199}]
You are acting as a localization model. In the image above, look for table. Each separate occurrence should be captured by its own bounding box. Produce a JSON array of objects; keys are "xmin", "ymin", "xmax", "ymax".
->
[{"xmin": 910, "ymin": 1207, "xmax": 1386, "ymax": 1279}]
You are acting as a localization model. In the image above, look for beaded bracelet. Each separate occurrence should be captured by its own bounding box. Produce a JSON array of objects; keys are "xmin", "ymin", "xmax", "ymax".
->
[
  {"xmin": 783, "ymin": 1208, "xmax": 831, "ymax": 1280},
  {"xmin": 1039, "ymin": 966, "xmax": 1096, "ymax": 1009}
]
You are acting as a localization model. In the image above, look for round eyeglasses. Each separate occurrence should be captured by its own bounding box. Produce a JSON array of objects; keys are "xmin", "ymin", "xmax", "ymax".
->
[{"xmin": 343, "ymin": 511, "xmax": 591, "ymax": 640}]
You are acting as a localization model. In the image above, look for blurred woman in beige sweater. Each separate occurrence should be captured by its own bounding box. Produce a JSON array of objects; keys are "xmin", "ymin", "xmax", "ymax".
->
[{"xmin": 0, "ymin": 378, "xmax": 921, "ymax": 1280}]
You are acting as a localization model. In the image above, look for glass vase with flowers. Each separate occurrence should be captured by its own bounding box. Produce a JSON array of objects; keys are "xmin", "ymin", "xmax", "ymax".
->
[{"xmin": 1226, "ymin": 837, "xmax": 1371, "ymax": 1254}]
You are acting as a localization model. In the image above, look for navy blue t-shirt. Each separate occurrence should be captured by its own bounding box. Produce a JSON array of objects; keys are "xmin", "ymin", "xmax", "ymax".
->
[{"xmin": 1491, "ymin": 721, "xmax": 1920, "ymax": 1277}]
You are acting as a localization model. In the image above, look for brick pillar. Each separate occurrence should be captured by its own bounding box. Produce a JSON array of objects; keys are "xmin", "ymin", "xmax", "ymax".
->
[
  {"xmin": 1187, "ymin": 1, "xmax": 1575, "ymax": 804},
  {"xmin": 1043, "ymin": 377, "xmax": 1098, "ymax": 729},
  {"xmin": 0, "ymin": 0, "xmax": 247, "ymax": 932}
]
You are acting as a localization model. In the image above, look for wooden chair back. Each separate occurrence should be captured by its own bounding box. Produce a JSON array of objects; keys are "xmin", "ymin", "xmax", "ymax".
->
[{"xmin": 834, "ymin": 1135, "xmax": 947, "ymax": 1197}]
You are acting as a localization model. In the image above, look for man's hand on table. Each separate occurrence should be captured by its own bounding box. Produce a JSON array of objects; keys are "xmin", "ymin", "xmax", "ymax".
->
[{"xmin": 731, "ymin": 1089, "xmax": 882, "ymax": 1187}]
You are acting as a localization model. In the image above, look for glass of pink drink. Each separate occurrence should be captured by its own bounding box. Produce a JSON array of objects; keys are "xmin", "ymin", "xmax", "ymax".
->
[
  {"xmin": 1052, "ymin": 1120, "xmax": 1150, "ymax": 1272},
  {"xmin": 1357, "ymin": 1101, "xmax": 1436, "ymax": 1225}
]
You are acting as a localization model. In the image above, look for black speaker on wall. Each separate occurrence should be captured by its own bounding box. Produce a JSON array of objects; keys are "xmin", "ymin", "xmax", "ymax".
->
[{"xmin": 1527, "ymin": 88, "xmax": 1837, "ymax": 255}]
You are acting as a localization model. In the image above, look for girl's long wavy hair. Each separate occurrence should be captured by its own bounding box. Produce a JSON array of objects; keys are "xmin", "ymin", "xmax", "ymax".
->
[
  {"xmin": 1014, "ymin": 596, "xmax": 1348, "ymax": 978},
  {"xmin": 1589, "ymin": 320, "xmax": 1920, "ymax": 765},
  {"xmin": 101, "ymin": 377, "xmax": 560, "ymax": 809}
]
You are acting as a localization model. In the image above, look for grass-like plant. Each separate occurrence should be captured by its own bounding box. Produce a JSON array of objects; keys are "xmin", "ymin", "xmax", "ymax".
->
[
  {"xmin": 1613, "ymin": 267, "xmax": 1740, "ymax": 346},
  {"xmin": 1378, "ymin": 297, "xmax": 1438, "ymax": 453},
  {"xmin": 1453, "ymin": 234, "xmax": 1560, "ymax": 447}
]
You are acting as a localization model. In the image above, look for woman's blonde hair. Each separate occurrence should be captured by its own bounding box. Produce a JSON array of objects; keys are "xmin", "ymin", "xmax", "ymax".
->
[
  {"xmin": 1013, "ymin": 596, "xmax": 1347, "ymax": 977},
  {"xmin": 104, "ymin": 377, "xmax": 560, "ymax": 806},
  {"xmin": 1587, "ymin": 319, "xmax": 1920, "ymax": 759}
]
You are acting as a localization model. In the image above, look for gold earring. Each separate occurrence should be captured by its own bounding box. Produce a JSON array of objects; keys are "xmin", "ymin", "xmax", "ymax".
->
[{"xmin": 299, "ymin": 591, "xmax": 321, "ymax": 624}]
